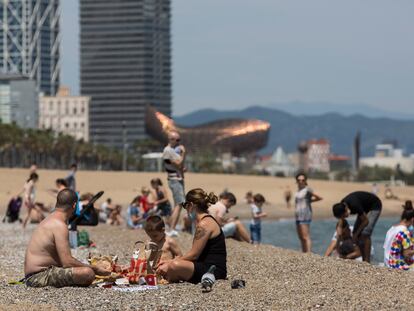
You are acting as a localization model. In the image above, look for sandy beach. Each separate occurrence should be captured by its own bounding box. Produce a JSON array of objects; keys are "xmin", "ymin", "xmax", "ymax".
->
[
  {"xmin": 0, "ymin": 168, "xmax": 411, "ymax": 220},
  {"xmin": 1, "ymin": 168, "xmax": 414, "ymax": 310}
]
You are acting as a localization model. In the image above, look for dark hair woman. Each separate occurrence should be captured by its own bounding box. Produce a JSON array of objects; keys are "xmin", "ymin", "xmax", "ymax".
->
[
  {"xmin": 156, "ymin": 188, "xmax": 227, "ymax": 283},
  {"xmin": 383, "ymin": 200, "xmax": 414, "ymax": 270},
  {"xmin": 294, "ymin": 173, "xmax": 322, "ymax": 253}
]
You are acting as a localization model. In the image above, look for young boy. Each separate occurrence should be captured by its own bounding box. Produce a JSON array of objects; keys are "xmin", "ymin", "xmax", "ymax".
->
[
  {"xmin": 144, "ymin": 215, "xmax": 182, "ymax": 261},
  {"xmin": 250, "ymin": 194, "xmax": 267, "ymax": 244},
  {"xmin": 335, "ymin": 219, "xmax": 361, "ymax": 260}
]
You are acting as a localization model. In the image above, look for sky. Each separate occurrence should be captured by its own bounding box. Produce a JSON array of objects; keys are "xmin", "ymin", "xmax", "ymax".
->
[{"xmin": 61, "ymin": 1, "xmax": 414, "ymax": 116}]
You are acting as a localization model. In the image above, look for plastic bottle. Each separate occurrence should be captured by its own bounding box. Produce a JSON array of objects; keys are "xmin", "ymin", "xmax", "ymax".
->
[
  {"xmin": 201, "ymin": 265, "xmax": 216, "ymax": 292},
  {"xmin": 69, "ymin": 230, "xmax": 78, "ymax": 249}
]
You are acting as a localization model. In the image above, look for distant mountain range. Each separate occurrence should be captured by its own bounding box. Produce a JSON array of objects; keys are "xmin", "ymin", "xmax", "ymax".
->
[
  {"xmin": 265, "ymin": 101, "xmax": 414, "ymax": 120},
  {"xmin": 174, "ymin": 106, "xmax": 414, "ymax": 156}
]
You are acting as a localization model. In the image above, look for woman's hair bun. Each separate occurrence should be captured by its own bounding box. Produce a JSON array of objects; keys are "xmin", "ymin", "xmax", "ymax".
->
[
  {"xmin": 403, "ymin": 200, "xmax": 413, "ymax": 211},
  {"xmin": 206, "ymin": 192, "xmax": 218, "ymax": 205}
]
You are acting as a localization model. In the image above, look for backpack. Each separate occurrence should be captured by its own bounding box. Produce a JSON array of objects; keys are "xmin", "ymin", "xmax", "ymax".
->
[
  {"xmin": 77, "ymin": 230, "xmax": 90, "ymax": 247},
  {"xmin": 6, "ymin": 197, "xmax": 22, "ymax": 223}
]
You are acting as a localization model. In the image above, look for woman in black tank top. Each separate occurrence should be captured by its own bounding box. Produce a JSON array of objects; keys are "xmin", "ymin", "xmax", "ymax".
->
[{"xmin": 156, "ymin": 188, "xmax": 227, "ymax": 283}]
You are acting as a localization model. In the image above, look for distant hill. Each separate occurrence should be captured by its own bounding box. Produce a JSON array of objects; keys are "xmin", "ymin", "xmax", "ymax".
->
[
  {"xmin": 174, "ymin": 106, "xmax": 414, "ymax": 156},
  {"xmin": 267, "ymin": 101, "xmax": 414, "ymax": 120}
]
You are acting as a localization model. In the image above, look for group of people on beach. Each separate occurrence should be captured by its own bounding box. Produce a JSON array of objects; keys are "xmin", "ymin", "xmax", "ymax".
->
[{"xmin": 13, "ymin": 130, "xmax": 414, "ymax": 290}]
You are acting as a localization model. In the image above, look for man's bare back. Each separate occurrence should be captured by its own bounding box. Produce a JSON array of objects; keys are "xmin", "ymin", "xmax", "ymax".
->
[
  {"xmin": 24, "ymin": 188, "xmax": 110, "ymax": 287},
  {"xmin": 25, "ymin": 214, "xmax": 68, "ymax": 275}
]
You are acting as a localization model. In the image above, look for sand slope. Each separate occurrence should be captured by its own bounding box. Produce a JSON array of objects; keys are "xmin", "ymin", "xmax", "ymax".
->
[{"xmin": 0, "ymin": 223, "xmax": 413, "ymax": 310}]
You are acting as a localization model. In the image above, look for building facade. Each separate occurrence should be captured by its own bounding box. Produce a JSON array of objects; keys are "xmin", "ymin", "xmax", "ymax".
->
[
  {"xmin": 39, "ymin": 87, "xmax": 90, "ymax": 141},
  {"xmin": 0, "ymin": 75, "xmax": 38, "ymax": 128},
  {"xmin": 80, "ymin": 0, "xmax": 172, "ymax": 149},
  {"xmin": 306, "ymin": 139, "xmax": 330, "ymax": 173},
  {"xmin": 360, "ymin": 144, "xmax": 414, "ymax": 173},
  {"xmin": 0, "ymin": 0, "xmax": 60, "ymax": 95}
]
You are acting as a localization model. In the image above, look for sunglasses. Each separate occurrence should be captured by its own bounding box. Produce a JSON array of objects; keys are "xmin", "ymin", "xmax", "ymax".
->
[{"xmin": 181, "ymin": 201, "xmax": 192, "ymax": 209}]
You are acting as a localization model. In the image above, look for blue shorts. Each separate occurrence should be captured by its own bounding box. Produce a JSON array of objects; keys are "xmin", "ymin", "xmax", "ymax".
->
[
  {"xmin": 222, "ymin": 222, "xmax": 237, "ymax": 237},
  {"xmin": 250, "ymin": 223, "xmax": 261, "ymax": 243},
  {"xmin": 296, "ymin": 220, "xmax": 311, "ymax": 225},
  {"xmin": 168, "ymin": 179, "xmax": 185, "ymax": 206}
]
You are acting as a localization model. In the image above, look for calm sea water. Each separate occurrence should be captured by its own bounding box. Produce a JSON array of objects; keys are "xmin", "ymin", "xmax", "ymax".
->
[{"xmin": 245, "ymin": 216, "xmax": 399, "ymax": 264}]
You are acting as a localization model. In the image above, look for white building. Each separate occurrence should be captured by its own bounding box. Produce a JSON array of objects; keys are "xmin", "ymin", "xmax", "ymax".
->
[
  {"xmin": 307, "ymin": 139, "xmax": 330, "ymax": 173},
  {"xmin": 254, "ymin": 147, "xmax": 296, "ymax": 176},
  {"xmin": 39, "ymin": 87, "xmax": 90, "ymax": 142},
  {"xmin": 360, "ymin": 144, "xmax": 414, "ymax": 173}
]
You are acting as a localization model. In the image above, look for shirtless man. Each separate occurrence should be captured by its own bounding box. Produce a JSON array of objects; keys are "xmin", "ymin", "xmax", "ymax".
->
[
  {"xmin": 144, "ymin": 215, "xmax": 182, "ymax": 261},
  {"xmin": 24, "ymin": 189, "xmax": 110, "ymax": 287}
]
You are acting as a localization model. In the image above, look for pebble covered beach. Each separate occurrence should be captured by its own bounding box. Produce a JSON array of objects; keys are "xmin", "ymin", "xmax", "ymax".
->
[{"xmin": 1, "ymin": 223, "xmax": 414, "ymax": 311}]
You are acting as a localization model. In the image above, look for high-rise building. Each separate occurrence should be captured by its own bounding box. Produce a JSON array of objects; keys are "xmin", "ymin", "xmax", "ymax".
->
[
  {"xmin": 80, "ymin": 0, "xmax": 172, "ymax": 149},
  {"xmin": 0, "ymin": 74, "xmax": 38, "ymax": 129},
  {"xmin": 0, "ymin": 0, "xmax": 60, "ymax": 95}
]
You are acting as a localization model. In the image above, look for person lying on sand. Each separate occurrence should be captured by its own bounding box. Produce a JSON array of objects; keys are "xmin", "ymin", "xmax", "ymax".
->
[
  {"xmin": 156, "ymin": 188, "xmax": 227, "ymax": 284},
  {"xmin": 144, "ymin": 215, "xmax": 182, "ymax": 261},
  {"xmin": 24, "ymin": 189, "xmax": 110, "ymax": 287},
  {"xmin": 208, "ymin": 192, "xmax": 251, "ymax": 243}
]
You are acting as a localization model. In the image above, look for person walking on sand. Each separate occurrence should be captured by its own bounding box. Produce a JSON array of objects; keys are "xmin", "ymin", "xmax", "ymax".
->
[
  {"xmin": 65, "ymin": 163, "xmax": 77, "ymax": 191},
  {"xmin": 16, "ymin": 173, "xmax": 39, "ymax": 229},
  {"xmin": 294, "ymin": 173, "xmax": 322, "ymax": 253},
  {"xmin": 163, "ymin": 131, "xmax": 186, "ymax": 236},
  {"xmin": 332, "ymin": 191, "xmax": 382, "ymax": 263},
  {"xmin": 24, "ymin": 189, "xmax": 110, "ymax": 287},
  {"xmin": 284, "ymin": 186, "xmax": 292, "ymax": 208}
]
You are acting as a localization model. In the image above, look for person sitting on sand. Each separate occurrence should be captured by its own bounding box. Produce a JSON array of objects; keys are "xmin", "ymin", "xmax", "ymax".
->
[
  {"xmin": 383, "ymin": 201, "xmax": 414, "ymax": 270},
  {"xmin": 156, "ymin": 188, "xmax": 226, "ymax": 284},
  {"xmin": 333, "ymin": 191, "xmax": 382, "ymax": 263},
  {"xmin": 107, "ymin": 204, "xmax": 123, "ymax": 226},
  {"xmin": 127, "ymin": 196, "xmax": 144, "ymax": 229},
  {"xmin": 208, "ymin": 192, "xmax": 251, "ymax": 243},
  {"xmin": 144, "ymin": 215, "xmax": 182, "ymax": 261},
  {"xmin": 331, "ymin": 219, "xmax": 361, "ymax": 260},
  {"xmin": 24, "ymin": 189, "xmax": 110, "ymax": 287}
]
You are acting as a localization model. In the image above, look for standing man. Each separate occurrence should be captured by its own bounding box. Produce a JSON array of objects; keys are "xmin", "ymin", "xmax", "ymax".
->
[
  {"xmin": 332, "ymin": 191, "xmax": 382, "ymax": 262},
  {"xmin": 65, "ymin": 163, "xmax": 78, "ymax": 191},
  {"xmin": 24, "ymin": 189, "xmax": 110, "ymax": 287},
  {"xmin": 163, "ymin": 131, "xmax": 186, "ymax": 236}
]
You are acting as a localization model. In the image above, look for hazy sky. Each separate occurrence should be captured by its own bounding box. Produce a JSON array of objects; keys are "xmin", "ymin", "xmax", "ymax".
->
[{"xmin": 61, "ymin": 1, "xmax": 414, "ymax": 116}]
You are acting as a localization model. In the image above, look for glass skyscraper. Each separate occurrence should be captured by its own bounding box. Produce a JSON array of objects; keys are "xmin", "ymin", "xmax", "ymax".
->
[
  {"xmin": 0, "ymin": 0, "xmax": 60, "ymax": 96},
  {"xmin": 80, "ymin": 0, "xmax": 172, "ymax": 149}
]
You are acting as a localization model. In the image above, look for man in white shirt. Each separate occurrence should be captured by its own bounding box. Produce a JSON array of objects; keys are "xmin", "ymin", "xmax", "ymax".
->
[
  {"xmin": 163, "ymin": 131, "xmax": 186, "ymax": 236},
  {"xmin": 208, "ymin": 192, "xmax": 251, "ymax": 243}
]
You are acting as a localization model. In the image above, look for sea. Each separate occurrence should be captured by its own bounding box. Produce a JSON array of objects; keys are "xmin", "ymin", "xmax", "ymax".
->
[{"xmin": 246, "ymin": 216, "xmax": 400, "ymax": 264}]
